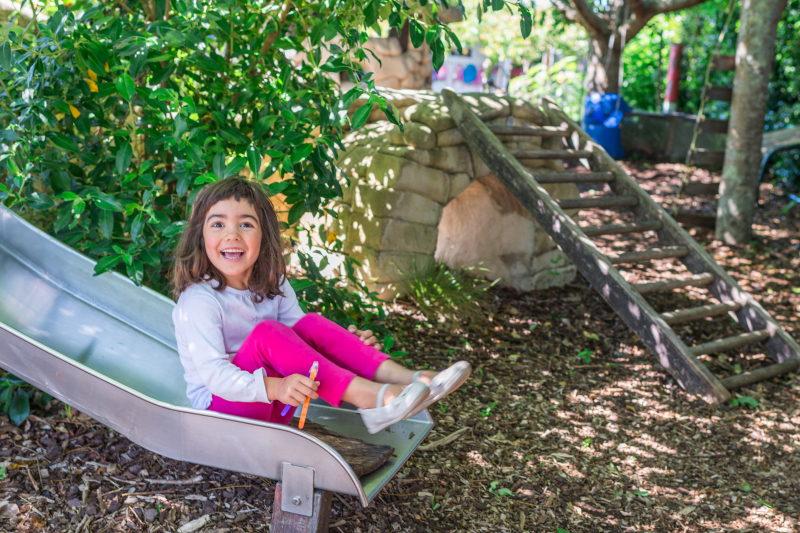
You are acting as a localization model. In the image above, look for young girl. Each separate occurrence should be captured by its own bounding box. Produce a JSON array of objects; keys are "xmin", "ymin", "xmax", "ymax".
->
[{"xmin": 171, "ymin": 178, "xmax": 471, "ymax": 434}]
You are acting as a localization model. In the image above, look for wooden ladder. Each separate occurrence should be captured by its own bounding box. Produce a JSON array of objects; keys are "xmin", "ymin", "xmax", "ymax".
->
[
  {"xmin": 442, "ymin": 89, "xmax": 800, "ymax": 404},
  {"xmin": 675, "ymin": 53, "xmax": 735, "ymax": 229}
]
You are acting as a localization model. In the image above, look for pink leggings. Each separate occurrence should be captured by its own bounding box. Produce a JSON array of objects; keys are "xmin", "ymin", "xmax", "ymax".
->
[{"xmin": 208, "ymin": 313, "xmax": 389, "ymax": 425}]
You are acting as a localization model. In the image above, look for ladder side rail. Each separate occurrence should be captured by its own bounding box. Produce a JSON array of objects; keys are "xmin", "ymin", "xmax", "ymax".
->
[
  {"xmin": 541, "ymin": 97, "xmax": 800, "ymax": 365},
  {"xmin": 443, "ymin": 90, "xmax": 730, "ymax": 404}
]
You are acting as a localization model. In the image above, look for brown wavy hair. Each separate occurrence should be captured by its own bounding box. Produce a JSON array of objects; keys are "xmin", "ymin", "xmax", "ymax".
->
[{"xmin": 171, "ymin": 177, "xmax": 286, "ymax": 303}]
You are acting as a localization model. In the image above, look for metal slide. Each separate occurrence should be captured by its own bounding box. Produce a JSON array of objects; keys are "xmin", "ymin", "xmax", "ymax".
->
[{"xmin": 0, "ymin": 205, "xmax": 432, "ymax": 510}]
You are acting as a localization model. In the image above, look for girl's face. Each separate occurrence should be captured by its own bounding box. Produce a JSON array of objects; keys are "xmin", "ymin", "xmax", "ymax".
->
[{"xmin": 202, "ymin": 197, "xmax": 262, "ymax": 290}]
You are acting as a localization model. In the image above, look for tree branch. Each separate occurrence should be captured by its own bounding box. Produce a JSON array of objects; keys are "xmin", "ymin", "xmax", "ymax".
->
[
  {"xmin": 565, "ymin": 0, "xmax": 611, "ymax": 35},
  {"xmin": 260, "ymin": 1, "xmax": 292, "ymax": 57},
  {"xmin": 648, "ymin": 0, "xmax": 713, "ymax": 15}
]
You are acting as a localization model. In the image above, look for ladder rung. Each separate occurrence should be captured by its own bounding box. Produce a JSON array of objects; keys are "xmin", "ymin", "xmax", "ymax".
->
[
  {"xmin": 581, "ymin": 220, "xmax": 663, "ymax": 237},
  {"xmin": 660, "ymin": 301, "xmax": 741, "ymax": 325},
  {"xmin": 720, "ymin": 359, "xmax": 800, "ymax": 390},
  {"xmin": 682, "ymin": 181, "xmax": 720, "ymax": 196},
  {"xmin": 711, "ymin": 54, "xmax": 736, "ymax": 71},
  {"xmin": 489, "ymin": 126, "xmax": 570, "ymax": 137},
  {"xmin": 633, "ymin": 273, "xmax": 714, "ymax": 295},
  {"xmin": 532, "ymin": 172, "xmax": 615, "ymax": 184},
  {"xmin": 701, "ymin": 118, "xmax": 729, "ymax": 135},
  {"xmin": 511, "ymin": 149, "xmax": 593, "ymax": 160},
  {"xmin": 706, "ymin": 85, "xmax": 732, "ymax": 102},
  {"xmin": 692, "ymin": 149, "xmax": 725, "ymax": 166},
  {"xmin": 607, "ymin": 246, "xmax": 688, "ymax": 265},
  {"xmin": 558, "ymin": 196, "xmax": 638, "ymax": 210},
  {"xmin": 689, "ymin": 329, "xmax": 771, "ymax": 356}
]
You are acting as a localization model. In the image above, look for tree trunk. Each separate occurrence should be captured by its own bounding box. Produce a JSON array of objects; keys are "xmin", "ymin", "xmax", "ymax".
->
[
  {"xmin": 716, "ymin": 0, "xmax": 788, "ymax": 244},
  {"xmin": 585, "ymin": 33, "xmax": 622, "ymax": 94}
]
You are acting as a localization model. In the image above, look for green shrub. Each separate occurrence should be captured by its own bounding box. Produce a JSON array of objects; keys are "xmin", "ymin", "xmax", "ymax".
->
[{"xmin": 400, "ymin": 262, "xmax": 497, "ymax": 325}]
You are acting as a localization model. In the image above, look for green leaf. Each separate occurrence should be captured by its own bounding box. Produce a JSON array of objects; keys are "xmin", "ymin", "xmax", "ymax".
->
[
  {"xmin": 127, "ymin": 259, "xmax": 144, "ymax": 285},
  {"xmin": 350, "ymin": 103, "xmax": 372, "ymax": 130},
  {"xmin": 291, "ymin": 144, "xmax": 314, "ymax": 164},
  {"xmin": 738, "ymin": 483, "xmax": 751, "ymax": 492},
  {"xmin": 140, "ymin": 248, "xmax": 161, "ymax": 267},
  {"xmin": 116, "ymin": 142, "xmax": 133, "ymax": 175},
  {"xmin": 289, "ymin": 278, "xmax": 315, "ymax": 293},
  {"xmin": 497, "ymin": 488, "xmax": 513, "ymax": 497},
  {"xmin": 556, "ymin": 529, "xmax": 572, "ymax": 533},
  {"xmin": 0, "ymin": 41, "xmax": 13, "ymax": 71},
  {"xmin": 219, "ymin": 126, "xmax": 248, "ymax": 145},
  {"xmin": 491, "ymin": 0, "xmax": 503, "ymax": 11},
  {"xmin": 432, "ymin": 38, "xmax": 445, "ymax": 72},
  {"xmin": 383, "ymin": 334, "xmax": 395, "ymax": 352},
  {"xmin": 519, "ymin": 6, "xmax": 533, "ymax": 39},
  {"xmin": 173, "ymin": 114, "xmax": 187, "ymax": 141},
  {"xmin": 253, "ymin": 114, "xmax": 279, "ymax": 140},
  {"xmin": 224, "ymin": 156, "xmax": 247, "ymax": 178},
  {"xmin": 162, "ymin": 221, "xmax": 186, "ymax": 237},
  {"xmin": 409, "ymin": 19, "xmax": 425, "ymax": 48},
  {"xmin": 733, "ymin": 363, "xmax": 743, "ymax": 374},
  {"xmin": 268, "ymin": 181, "xmax": 290, "ymax": 196},
  {"xmin": 247, "ymin": 146, "xmax": 262, "ymax": 177},
  {"xmin": 213, "ymin": 152, "xmax": 225, "ymax": 179},
  {"xmin": 9, "ymin": 390, "xmax": 30, "ymax": 426},
  {"xmin": 756, "ymin": 499, "xmax": 774, "ymax": 509},
  {"xmin": 94, "ymin": 255, "xmax": 122, "ymax": 276},
  {"xmin": 130, "ymin": 212, "xmax": 145, "ymax": 241},
  {"xmin": 287, "ymin": 202, "xmax": 306, "ymax": 226},
  {"xmin": 116, "ymin": 73, "xmax": 136, "ymax": 101},
  {"xmin": 99, "ymin": 209, "xmax": 114, "ymax": 238},
  {"xmin": 50, "ymin": 133, "xmax": 79, "ymax": 153}
]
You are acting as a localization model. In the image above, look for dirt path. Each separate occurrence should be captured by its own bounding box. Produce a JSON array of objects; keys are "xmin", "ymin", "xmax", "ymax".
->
[{"xmin": 1, "ymin": 163, "xmax": 799, "ymax": 533}]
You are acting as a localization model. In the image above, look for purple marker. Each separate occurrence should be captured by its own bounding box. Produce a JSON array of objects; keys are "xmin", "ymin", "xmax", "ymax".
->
[{"xmin": 280, "ymin": 363, "xmax": 316, "ymax": 416}]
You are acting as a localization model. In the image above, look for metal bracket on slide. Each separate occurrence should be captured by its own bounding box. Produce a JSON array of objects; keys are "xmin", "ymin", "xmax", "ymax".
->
[{"xmin": 280, "ymin": 463, "xmax": 315, "ymax": 517}]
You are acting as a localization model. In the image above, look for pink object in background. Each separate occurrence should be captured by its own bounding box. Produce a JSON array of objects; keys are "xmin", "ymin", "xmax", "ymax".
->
[{"xmin": 663, "ymin": 43, "xmax": 683, "ymax": 113}]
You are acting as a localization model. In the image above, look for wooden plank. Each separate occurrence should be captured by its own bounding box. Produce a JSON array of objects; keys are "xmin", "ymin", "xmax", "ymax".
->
[
  {"xmin": 444, "ymin": 89, "xmax": 731, "ymax": 404},
  {"xmin": 272, "ymin": 484, "xmax": 332, "ymax": 533},
  {"xmin": 607, "ymin": 246, "xmax": 688, "ymax": 265},
  {"xmin": 532, "ymin": 172, "xmax": 615, "ymax": 184},
  {"xmin": 581, "ymin": 220, "xmax": 663, "ymax": 237},
  {"xmin": 672, "ymin": 212, "xmax": 717, "ymax": 229},
  {"xmin": 288, "ymin": 419, "xmax": 394, "ymax": 477},
  {"xmin": 720, "ymin": 359, "xmax": 800, "ymax": 390},
  {"xmin": 510, "ymin": 149, "xmax": 593, "ymax": 160},
  {"xmin": 660, "ymin": 301, "xmax": 741, "ymax": 325},
  {"xmin": 711, "ymin": 54, "xmax": 736, "ymax": 71},
  {"xmin": 682, "ymin": 181, "xmax": 720, "ymax": 196},
  {"xmin": 489, "ymin": 125, "xmax": 569, "ymax": 137},
  {"xmin": 692, "ymin": 149, "xmax": 726, "ymax": 166},
  {"xmin": 707, "ymin": 85, "xmax": 732, "ymax": 102},
  {"xmin": 690, "ymin": 329, "xmax": 770, "ymax": 356},
  {"xmin": 558, "ymin": 196, "xmax": 638, "ymax": 210},
  {"xmin": 633, "ymin": 273, "xmax": 714, "ymax": 295},
  {"xmin": 701, "ymin": 118, "xmax": 729, "ymax": 135},
  {"xmin": 542, "ymin": 97, "xmax": 800, "ymax": 373}
]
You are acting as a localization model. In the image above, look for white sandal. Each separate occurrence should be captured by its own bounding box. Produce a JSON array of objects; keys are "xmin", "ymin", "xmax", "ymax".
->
[
  {"xmin": 405, "ymin": 361, "xmax": 472, "ymax": 418},
  {"xmin": 358, "ymin": 381, "xmax": 430, "ymax": 434}
]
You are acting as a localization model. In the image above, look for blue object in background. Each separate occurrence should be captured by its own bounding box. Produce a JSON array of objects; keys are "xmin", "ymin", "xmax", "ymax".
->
[{"xmin": 583, "ymin": 93, "xmax": 631, "ymax": 159}]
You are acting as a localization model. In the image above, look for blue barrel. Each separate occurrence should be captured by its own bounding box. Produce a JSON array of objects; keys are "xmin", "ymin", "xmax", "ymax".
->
[{"xmin": 583, "ymin": 93, "xmax": 631, "ymax": 159}]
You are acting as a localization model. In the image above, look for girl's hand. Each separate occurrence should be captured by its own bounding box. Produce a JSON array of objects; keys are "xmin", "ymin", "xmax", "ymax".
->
[
  {"xmin": 268, "ymin": 375, "xmax": 320, "ymax": 406},
  {"xmin": 348, "ymin": 325, "xmax": 382, "ymax": 351}
]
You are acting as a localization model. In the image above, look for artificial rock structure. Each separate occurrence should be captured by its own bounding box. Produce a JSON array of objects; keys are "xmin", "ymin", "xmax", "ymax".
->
[{"xmin": 332, "ymin": 90, "xmax": 581, "ymax": 300}]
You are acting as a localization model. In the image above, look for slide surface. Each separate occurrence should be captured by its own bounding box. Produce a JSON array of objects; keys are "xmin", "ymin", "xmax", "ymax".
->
[{"xmin": 0, "ymin": 206, "xmax": 432, "ymax": 505}]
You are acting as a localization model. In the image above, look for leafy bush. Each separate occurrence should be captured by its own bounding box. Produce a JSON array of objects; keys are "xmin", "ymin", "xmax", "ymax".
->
[
  {"xmin": 400, "ymin": 262, "xmax": 496, "ymax": 325},
  {"xmin": 1, "ymin": 372, "xmax": 51, "ymax": 425},
  {"xmin": 509, "ymin": 55, "xmax": 584, "ymax": 120}
]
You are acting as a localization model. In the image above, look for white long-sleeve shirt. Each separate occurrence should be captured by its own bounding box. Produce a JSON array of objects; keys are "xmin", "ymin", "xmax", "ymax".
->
[{"xmin": 172, "ymin": 279, "xmax": 306, "ymax": 409}]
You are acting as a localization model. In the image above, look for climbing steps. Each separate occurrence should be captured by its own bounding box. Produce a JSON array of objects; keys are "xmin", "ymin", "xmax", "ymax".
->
[{"xmin": 442, "ymin": 89, "xmax": 800, "ymax": 404}]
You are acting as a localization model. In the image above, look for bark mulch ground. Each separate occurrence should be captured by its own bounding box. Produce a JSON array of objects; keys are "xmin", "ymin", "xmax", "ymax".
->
[{"xmin": 1, "ymin": 162, "xmax": 799, "ymax": 533}]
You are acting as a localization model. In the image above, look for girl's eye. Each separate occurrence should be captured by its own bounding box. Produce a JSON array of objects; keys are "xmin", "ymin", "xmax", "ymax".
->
[
  {"xmin": 241, "ymin": 222, "xmax": 254, "ymax": 228},
  {"xmin": 211, "ymin": 222, "xmax": 223, "ymax": 228}
]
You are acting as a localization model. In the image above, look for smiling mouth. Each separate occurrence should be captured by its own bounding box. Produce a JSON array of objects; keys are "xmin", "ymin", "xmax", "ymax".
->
[{"xmin": 221, "ymin": 249, "xmax": 245, "ymax": 261}]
